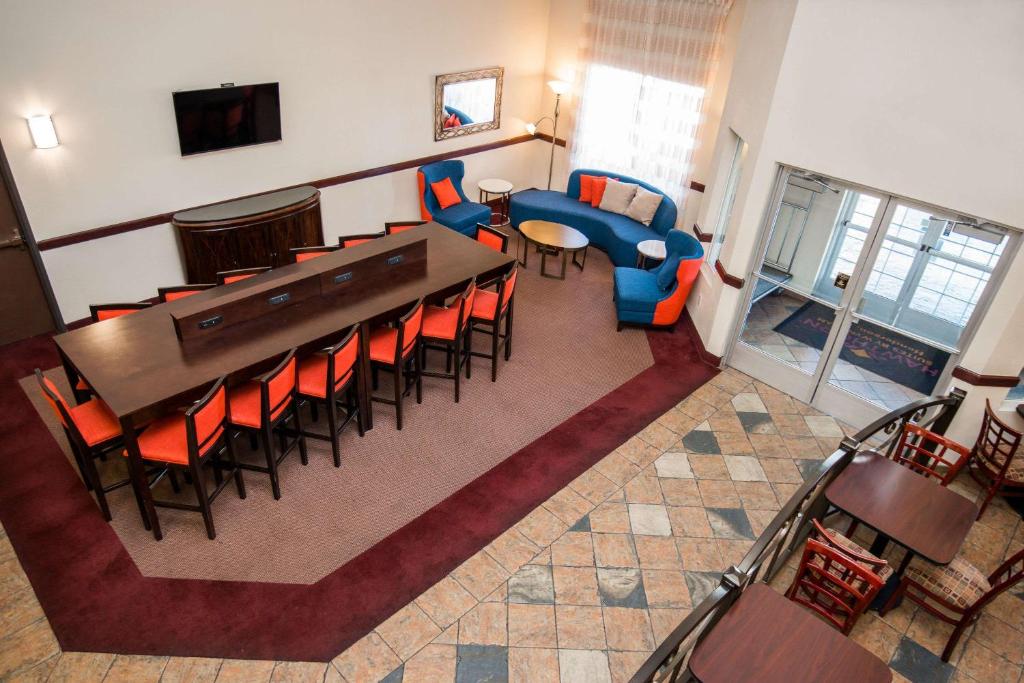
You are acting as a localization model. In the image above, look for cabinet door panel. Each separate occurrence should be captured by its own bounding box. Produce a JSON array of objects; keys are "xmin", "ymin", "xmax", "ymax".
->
[
  {"xmin": 188, "ymin": 228, "xmax": 238, "ymax": 283},
  {"xmin": 235, "ymin": 224, "xmax": 274, "ymax": 269}
]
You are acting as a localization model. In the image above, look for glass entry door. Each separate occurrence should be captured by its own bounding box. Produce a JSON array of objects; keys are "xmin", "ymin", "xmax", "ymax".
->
[{"xmin": 730, "ymin": 168, "xmax": 1014, "ymax": 427}]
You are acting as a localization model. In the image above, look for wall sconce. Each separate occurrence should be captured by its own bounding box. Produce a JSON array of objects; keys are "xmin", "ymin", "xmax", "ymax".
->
[{"xmin": 27, "ymin": 115, "xmax": 59, "ymax": 149}]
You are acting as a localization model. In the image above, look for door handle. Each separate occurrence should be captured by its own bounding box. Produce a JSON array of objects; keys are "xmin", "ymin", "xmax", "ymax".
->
[{"xmin": 0, "ymin": 226, "xmax": 25, "ymax": 250}]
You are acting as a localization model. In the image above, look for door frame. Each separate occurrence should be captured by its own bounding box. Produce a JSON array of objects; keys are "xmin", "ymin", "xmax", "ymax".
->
[
  {"xmin": 0, "ymin": 140, "xmax": 65, "ymax": 332},
  {"xmin": 725, "ymin": 163, "xmax": 1021, "ymax": 426}
]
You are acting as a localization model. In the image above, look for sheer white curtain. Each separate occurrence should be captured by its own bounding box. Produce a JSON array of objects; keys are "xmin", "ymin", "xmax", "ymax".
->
[{"xmin": 570, "ymin": 0, "xmax": 732, "ymax": 209}]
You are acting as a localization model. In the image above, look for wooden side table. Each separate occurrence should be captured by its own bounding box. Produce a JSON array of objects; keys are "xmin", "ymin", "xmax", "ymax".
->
[{"xmin": 478, "ymin": 178, "xmax": 513, "ymax": 228}]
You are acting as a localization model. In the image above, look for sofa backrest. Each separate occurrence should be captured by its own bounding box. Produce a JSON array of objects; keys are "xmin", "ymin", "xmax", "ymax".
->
[
  {"xmin": 418, "ymin": 159, "xmax": 470, "ymax": 218},
  {"xmin": 567, "ymin": 168, "xmax": 678, "ymax": 237}
]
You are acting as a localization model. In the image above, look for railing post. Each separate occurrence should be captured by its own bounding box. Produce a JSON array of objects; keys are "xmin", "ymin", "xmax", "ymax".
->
[{"xmin": 931, "ymin": 388, "xmax": 966, "ymax": 436}]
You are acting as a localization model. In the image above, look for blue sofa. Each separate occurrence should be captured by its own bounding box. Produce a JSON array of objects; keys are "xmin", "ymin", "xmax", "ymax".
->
[
  {"xmin": 417, "ymin": 160, "xmax": 491, "ymax": 235},
  {"xmin": 613, "ymin": 229, "xmax": 703, "ymax": 329},
  {"xmin": 509, "ymin": 169, "xmax": 678, "ymax": 267}
]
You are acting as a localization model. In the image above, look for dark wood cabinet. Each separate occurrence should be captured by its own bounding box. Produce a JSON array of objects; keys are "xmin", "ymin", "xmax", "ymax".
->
[{"xmin": 173, "ymin": 186, "xmax": 324, "ymax": 283}]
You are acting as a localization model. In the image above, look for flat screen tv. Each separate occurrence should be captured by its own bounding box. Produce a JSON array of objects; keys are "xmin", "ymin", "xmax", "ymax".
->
[{"xmin": 173, "ymin": 83, "xmax": 281, "ymax": 156}]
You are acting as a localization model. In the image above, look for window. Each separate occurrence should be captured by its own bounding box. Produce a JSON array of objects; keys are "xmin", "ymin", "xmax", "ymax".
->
[
  {"xmin": 707, "ymin": 131, "xmax": 745, "ymax": 265},
  {"xmin": 570, "ymin": 64, "xmax": 706, "ymax": 208}
]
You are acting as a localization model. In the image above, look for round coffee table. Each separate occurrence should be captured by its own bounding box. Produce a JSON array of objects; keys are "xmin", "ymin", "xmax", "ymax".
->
[
  {"xmin": 518, "ymin": 220, "xmax": 589, "ymax": 280},
  {"xmin": 478, "ymin": 178, "xmax": 514, "ymax": 228},
  {"xmin": 636, "ymin": 239, "xmax": 667, "ymax": 269}
]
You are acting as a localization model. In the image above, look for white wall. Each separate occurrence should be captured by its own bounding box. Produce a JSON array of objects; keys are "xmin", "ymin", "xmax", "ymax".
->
[
  {"xmin": 0, "ymin": 0, "xmax": 552, "ymax": 320},
  {"xmin": 695, "ymin": 0, "xmax": 1024, "ymax": 437}
]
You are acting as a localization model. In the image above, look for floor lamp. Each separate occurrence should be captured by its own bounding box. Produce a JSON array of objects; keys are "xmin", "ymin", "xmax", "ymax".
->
[{"xmin": 527, "ymin": 80, "xmax": 571, "ymax": 190}]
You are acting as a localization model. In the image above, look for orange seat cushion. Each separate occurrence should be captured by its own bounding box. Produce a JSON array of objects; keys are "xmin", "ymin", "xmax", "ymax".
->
[
  {"xmin": 164, "ymin": 290, "xmax": 200, "ymax": 301},
  {"xmin": 369, "ymin": 327, "xmax": 400, "ymax": 363},
  {"xmin": 431, "ymin": 178, "xmax": 462, "ymax": 210},
  {"xmin": 223, "ymin": 273, "xmax": 256, "ymax": 284},
  {"xmin": 591, "ymin": 177, "xmax": 609, "ymax": 207},
  {"xmin": 295, "ymin": 251, "xmax": 329, "ymax": 262},
  {"xmin": 297, "ymin": 355, "xmax": 354, "ymax": 399},
  {"xmin": 135, "ymin": 413, "xmax": 224, "ymax": 465},
  {"xmin": 76, "ymin": 377, "xmax": 91, "ymax": 391},
  {"xmin": 227, "ymin": 381, "xmax": 291, "ymax": 429},
  {"xmin": 471, "ymin": 290, "xmax": 499, "ymax": 321},
  {"xmin": 69, "ymin": 399, "xmax": 121, "ymax": 447},
  {"xmin": 422, "ymin": 305, "xmax": 460, "ymax": 341},
  {"xmin": 343, "ymin": 238, "xmax": 373, "ymax": 248}
]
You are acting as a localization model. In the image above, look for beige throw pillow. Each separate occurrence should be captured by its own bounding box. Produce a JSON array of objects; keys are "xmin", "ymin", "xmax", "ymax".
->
[
  {"xmin": 625, "ymin": 186, "xmax": 664, "ymax": 226},
  {"xmin": 599, "ymin": 179, "xmax": 639, "ymax": 215}
]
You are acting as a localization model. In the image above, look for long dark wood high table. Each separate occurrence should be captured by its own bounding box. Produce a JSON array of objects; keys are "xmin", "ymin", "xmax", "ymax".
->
[
  {"xmin": 689, "ymin": 584, "xmax": 891, "ymax": 683},
  {"xmin": 54, "ymin": 223, "xmax": 514, "ymax": 539}
]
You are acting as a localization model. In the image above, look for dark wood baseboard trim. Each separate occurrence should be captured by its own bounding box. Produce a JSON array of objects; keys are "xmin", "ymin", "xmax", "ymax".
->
[
  {"xmin": 714, "ymin": 259, "xmax": 745, "ymax": 289},
  {"xmin": 689, "ymin": 180, "xmax": 706, "ymax": 193},
  {"xmin": 692, "ymin": 224, "xmax": 712, "ymax": 242},
  {"xmin": 951, "ymin": 366, "xmax": 1020, "ymax": 387},
  {"xmin": 38, "ymin": 134, "xmax": 547, "ymax": 252},
  {"xmin": 694, "ymin": 337, "xmax": 722, "ymax": 368}
]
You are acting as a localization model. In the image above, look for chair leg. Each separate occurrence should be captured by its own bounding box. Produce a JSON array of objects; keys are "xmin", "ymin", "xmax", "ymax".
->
[
  {"xmin": 190, "ymin": 461, "xmax": 216, "ymax": 540},
  {"xmin": 351, "ymin": 384, "xmax": 365, "ymax": 437},
  {"xmin": 454, "ymin": 337, "xmax": 462, "ymax": 403},
  {"xmin": 81, "ymin": 448, "xmax": 112, "ymax": 522},
  {"xmin": 490, "ymin": 322, "xmax": 499, "ymax": 382},
  {"xmin": 465, "ymin": 327, "xmax": 473, "ymax": 379},
  {"xmin": 942, "ymin": 618, "xmax": 972, "ymax": 662},
  {"xmin": 248, "ymin": 432, "xmax": 259, "ymax": 451},
  {"xmin": 372, "ymin": 365, "xmax": 379, "ymax": 390},
  {"xmin": 263, "ymin": 426, "xmax": 282, "ymax": 500},
  {"xmin": 224, "ymin": 428, "xmax": 246, "ymax": 499},
  {"xmin": 210, "ymin": 453, "xmax": 223, "ymax": 486},
  {"xmin": 293, "ymin": 401, "xmax": 308, "ymax": 466},
  {"xmin": 976, "ymin": 483, "xmax": 998, "ymax": 519},
  {"xmin": 310, "ymin": 400, "xmax": 319, "ymax": 423},
  {"xmin": 169, "ymin": 468, "xmax": 182, "ymax": 493},
  {"xmin": 879, "ymin": 580, "xmax": 908, "ymax": 616},
  {"xmin": 504, "ymin": 304, "xmax": 513, "ymax": 361},
  {"xmin": 394, "ymin": 364, "xmax": 404, "ymax": 431},
  {"xmin": 326, "ymin": 397, "xmax": 341, "ymax": 467},
  {"xmin": 415, "ymin": 344, "xmax": 423, "ymax": 405}
]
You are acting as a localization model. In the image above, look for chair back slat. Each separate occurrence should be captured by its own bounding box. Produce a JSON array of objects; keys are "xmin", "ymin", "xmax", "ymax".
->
[
  {"xmin": 385, "ymin": 221, "xmax": 426, "ymax": 235},
  {"xmin": 89, "ymin": 303, "xmax": 150, "ymax": 322},
  {"xmin": 475, "ymin": 224, "xmax": 508, "ymax": 253},
  {"xmin": 339, "ymin": 232, "xmax": 384, "ymax": 248},
  {"xmin": 460, "ymin": 281, "xmax": 477, "ymax": 328},
  {"xmin": 786, "ymin": 538, "xmax": 884, "ymax": 634},
  {"xmin": 158, "ymin": 284, "xmax": 215, "ymax": 302},
  {"xmin": 499, "ymin": 264, "xmax": 518, "ymax": 311},
  {"xmin": 262, "ymin": 351, "xmax": 298, "ymax": 419},
  {"xmin": 35, "ymin": 370, "xmax": 73, "ymax": 429},
  {"xmin": 893, "ymin": 423, "xmax": 969, "ymax": 485},
  {"xmin": 400, "ymin": 301, "xmax": 424, "ymax": 357},
  {"xmin": 973, "ymin": 400, "xmax": 1023, "ymax": 476},
  {"xmin": 327, "ymin": 326, "xmax": 360, "ymax": 392}
]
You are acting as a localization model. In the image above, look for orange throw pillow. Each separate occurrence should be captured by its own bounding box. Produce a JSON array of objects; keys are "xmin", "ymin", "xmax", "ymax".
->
[
  {"xmin": 431, "ymin": 177, "xmax": 462, "ymax": 210},
  {"xmin": 579, "ymin": 174, "xmax": 595, "ymax": 203},
  {"xmin": 591, "ymin": 176, "xmax": 609, "ymax": 207}
]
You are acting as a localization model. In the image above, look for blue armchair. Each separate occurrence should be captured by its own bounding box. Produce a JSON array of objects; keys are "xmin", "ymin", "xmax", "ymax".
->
[
  {"xmin": 417, "ymin": 160, "xmax": 491, "ymax": 236},
  {"xmin": 613, "ymin": 229, "xmax": 703, "ymax": 330}
]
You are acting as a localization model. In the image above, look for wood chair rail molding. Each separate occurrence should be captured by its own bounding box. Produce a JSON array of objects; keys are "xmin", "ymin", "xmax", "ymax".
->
[
  {"xmin": 951, "ymin": 366, "xmax": 1020, "ymax": 387},
  {"xmin": 692, "ymin": 224, "xmax": 712, "ymax": 242},
  {"xmin": 714, "ymin": 259, "xmax": 745, "ymax": 288}
]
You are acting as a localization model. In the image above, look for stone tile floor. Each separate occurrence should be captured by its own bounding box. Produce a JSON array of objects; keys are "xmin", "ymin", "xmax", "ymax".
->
[{"xmin": 2, "ymin": 367, "xmax": 1022, "ymax": 682}]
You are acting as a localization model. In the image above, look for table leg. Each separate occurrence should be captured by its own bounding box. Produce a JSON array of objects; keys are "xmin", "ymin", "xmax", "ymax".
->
[
  {"xmin": 868, "ymin": 532, "xmax": 891, "ymax": 558},
  {"xmin": 560, "ymin": 249, "xmax": 568, "ymax": 279},
  {"xmin": 519, "ymin": 237, "xmax": 529, "ymax": 268},
  {"xmin": 871, "ymin": 549, "xmax": 914, "ymax": 611},
  {"xmin": 358, "ymin": 321, "xmax": 374, "ymax": 431},
  {"xmin": 58, "ymin": 347, "xmax": 87, "ymax": 405},
  {"xmin": 573, "ymin": 247, "xmax": 587, "ymax": 271},
  {"xmin": 120, "ymin": 416, "xmax": 160, "ymax": 539}
]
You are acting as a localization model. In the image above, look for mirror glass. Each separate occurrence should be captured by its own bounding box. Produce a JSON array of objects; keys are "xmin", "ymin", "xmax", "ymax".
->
[{"xmin": 435, "ymin": 67, "xmax": 503, "ymax": 141}]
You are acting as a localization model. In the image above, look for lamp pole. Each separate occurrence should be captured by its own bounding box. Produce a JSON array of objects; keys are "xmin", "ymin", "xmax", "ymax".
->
[{"xmin": 547, "ymin": 93, "xmax": 560, "ymax": 191}]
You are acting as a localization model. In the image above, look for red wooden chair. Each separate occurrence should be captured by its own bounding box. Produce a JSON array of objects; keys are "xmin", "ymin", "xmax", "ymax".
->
[
  {"xmin": 157, "ymin": 284, "xmax": 215, "ymax": 302},
  {"xmin": 785, "ymin": 537, "xmax": 885, "ymax": 635},
  {"xmin": 384, "ymin": 221, "xmax": 426, "ymax": 235},
  {"xmin": 134, "ymin": 376, "xmax": 246, "ymax": 540},
  {"xmin": 421, "ymin": 280, "xmax": 476, "ymax": 402},
  {"xmin": 468, "ymin": 263, "xmax": 517, "ymax": 382},
  {"xmin": 75, "ymin": 302, "xmax": 152, "ymax": 402},
  {"xmin": 35, "ymin": 369, "xmax": 137, "ymax": 522},
  {"xmin": 475, "ymin": 223, "xmax": 509, "ymax": 254},
  {"xmin": 227, "ymin": 349, "xmax": 307, "ymax": 500},
  {"xmin": 290, "ymin": 245, "xmax": 339, "ymax": 263},
  {"xmin": 296, "ymin": 325, "xmax": 363, "ymax": 467},
  {"xmin": 216, "ymin": 267, "xmax": 270, "ymax": 285},
  {"xmin": 810, "ymin": 519, "xmax": 892, "ymax": 582},
  {"xmin": 968, "ymin": 400, "xmax": 1024, "ymax": 518},
  {"xmin": 881, "ymin": 548, "xmax": 1024, "ymax": 661},
  {"xmin": 890, "ymin": 423, "xmax": 970, "ymax": 485},
  {"xmin": 369, "ymin": 299, "xmax": 424, "ymax": 430},
  {"xmin": 338, "ymin": 232, "xmax": 384, "ymax": 248}
]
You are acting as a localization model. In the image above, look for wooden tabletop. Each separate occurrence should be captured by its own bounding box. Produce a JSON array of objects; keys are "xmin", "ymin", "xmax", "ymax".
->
[
  {"xmin": 519, "ymin": 220, "xmax": 589, "ymax": 251},
  {"xmin": 689, "ymin": 584, "xmax": 891, "ymax": 683},
  {"xmin": 55, "ymin": 223, "xmax": 512, "ymax": 423},
  {"xmin": 826, "ymin": 451, "xmax": 977, "ymax": 564}
]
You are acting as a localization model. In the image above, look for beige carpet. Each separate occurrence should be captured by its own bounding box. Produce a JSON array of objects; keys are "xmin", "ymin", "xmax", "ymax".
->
[{"xmin": 22, "ymin": 245, "xmax": 654, "ymax": 584}]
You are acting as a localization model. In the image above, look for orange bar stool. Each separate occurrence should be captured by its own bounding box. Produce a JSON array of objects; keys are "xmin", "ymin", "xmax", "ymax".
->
[
  {"xmin": 216, "ymin": 266, "xmax": 270, "ymax": 284},
  {"xmin": 290, "ymin": 245, "xmax": 340, "ymax": 262},
  {"xmin": 157, "ymin": 284, "xmax": 215, "ymax": 302},
  {"xmin": 34, "ymin": 369, "xmax": 148, "ymax": 522},
  {"xmin": 468, "ymin": 263, "xmax": 517, "ymax": 382},
  {"xmin": 74, "ymin": 302, "xmax": 152, "ymax": 403},
  {"xmin": 384, "ymin": 221, "xmax": 426, "ymax": 235},
  {"xmin": 475, "ymin": 223, "xmax": 509, "ymax": 253},
  {"xmin": 369, "ymin": 299, "xmax": 424, "ymax": 430},
  {"xmin": 338, "ymin": 232, "xmax": 384, "ymax": 248},
  {"xmin": 133, "ymin": 376, "xmax": 246, "ymax": 540},
  {"xmin": 296, "ymin": 325, "xmax": 363, "ymax": 467},
  {"xmin": 421, "ymin": 280, "xmax": 476, "ymax": 402},
  {"xmin": 227, "ymin": 349, "xmax": 307, "ymax": 500}
]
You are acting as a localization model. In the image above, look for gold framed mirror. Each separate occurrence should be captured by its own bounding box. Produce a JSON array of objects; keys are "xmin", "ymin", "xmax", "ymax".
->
[{"xmin": 434, "ymin": 67, "xmax": 504, "ymax": 141}]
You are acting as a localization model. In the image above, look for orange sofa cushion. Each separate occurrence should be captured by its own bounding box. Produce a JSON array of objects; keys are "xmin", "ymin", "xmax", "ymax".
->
[
  {"xmin": 431, "ymin": 178, "xmax": 463, "ymax": 210},
  {"xmin": 579, "ymin": 175, "xmax": 596, "ymax": 203},
  {"xmin": 591, "ymin": 177, "xmax": 609, "ymax": 207}
]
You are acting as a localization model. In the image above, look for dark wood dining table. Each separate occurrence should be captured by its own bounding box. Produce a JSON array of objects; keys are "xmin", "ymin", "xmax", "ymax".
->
[
  {"xmin": 826, "ymin": 450, "xmax": 977, "ymax": 565},
  {"xmin": 688, "ymin": 584, "xmax": 892, "ymax": 683},
  {"xmin": 53, "ymin": 223, "xmax": 514, "ymax": 539}
]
